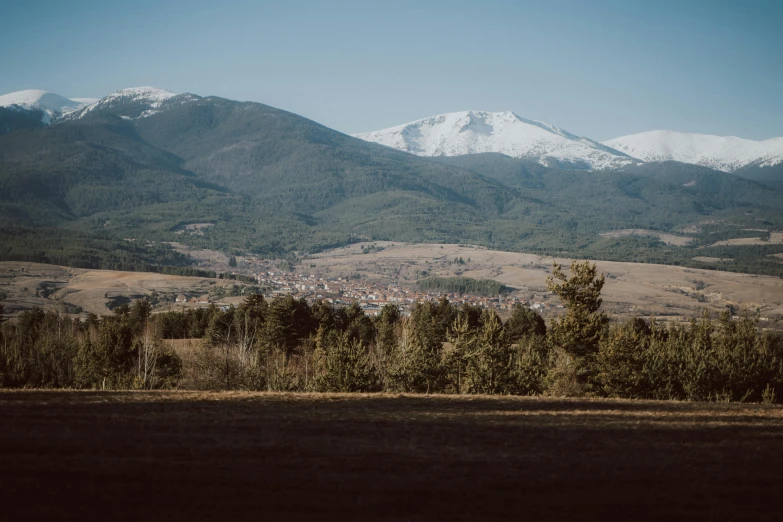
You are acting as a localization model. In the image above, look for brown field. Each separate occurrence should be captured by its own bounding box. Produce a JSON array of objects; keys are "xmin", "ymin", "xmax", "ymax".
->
[
  {"xmin": 312, "ymin": 242, "xmax": 783, "ymax": 321},
  {"xmin": 0, "ymin": 262, "xmax": 248, "ymax": 316},
  {"xmin": 599, "ymin": 228, "xmax": 694, "ymax": 246},
  {"xmin": 0, "ymin": 391, "xmax": 781, "ymax": 521}
]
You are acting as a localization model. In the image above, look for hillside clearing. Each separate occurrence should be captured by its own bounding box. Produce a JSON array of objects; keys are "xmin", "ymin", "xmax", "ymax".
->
[
  {"xmin": 599, "ymin": 228, "xmax": 694, "ymax": 246},
  {"xmin": 708, "ymin": 232, "xmax": 783, "ymax": 247}
]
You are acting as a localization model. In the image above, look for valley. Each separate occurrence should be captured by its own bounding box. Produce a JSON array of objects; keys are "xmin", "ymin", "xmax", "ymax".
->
[{"xmin": 4, "ymin": 242, "xmax": 782, "ymax": 328}]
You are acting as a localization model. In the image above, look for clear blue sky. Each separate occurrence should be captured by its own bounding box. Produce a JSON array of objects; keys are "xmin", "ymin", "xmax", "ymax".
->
[{"xmin": 2, "ymin": 0, "xmax": 781, "ymax": 140}]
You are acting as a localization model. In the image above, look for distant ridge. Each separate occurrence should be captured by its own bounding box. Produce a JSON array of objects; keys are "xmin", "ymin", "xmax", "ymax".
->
[
  {"xmin": 0, "ymin": 89, "xmax": 96, "ymax": 123},
  {"xmin": 604, "ymin": 130, "xmax": 783, "ymax": 172}
]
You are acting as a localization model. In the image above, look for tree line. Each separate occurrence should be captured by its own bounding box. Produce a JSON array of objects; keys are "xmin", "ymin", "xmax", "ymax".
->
[
  {"xmin": 1, "ymin": 261, "xmax": 781, "ymax": 402},
  {"xmin": 418, "ymin": 277, "xmax": 511, "ymax": 297}
]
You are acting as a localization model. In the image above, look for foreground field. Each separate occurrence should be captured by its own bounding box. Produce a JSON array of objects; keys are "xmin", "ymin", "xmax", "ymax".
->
[{"xmin": 1, "ymin": 392, "xmax": 781, "ymax": 520}]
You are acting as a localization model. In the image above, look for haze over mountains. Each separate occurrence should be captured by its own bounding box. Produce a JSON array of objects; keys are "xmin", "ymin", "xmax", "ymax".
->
[{"xmin": 1, "ymin": 86, "xmax": 782, "ymax": 277}]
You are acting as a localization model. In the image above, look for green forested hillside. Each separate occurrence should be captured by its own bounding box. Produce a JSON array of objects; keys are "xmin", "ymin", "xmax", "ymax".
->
[
  {"xmin": 0, "ymin": 107, "xmax": 47, "ymax": 136},
  {"xmin": 1, "ymin": 95, "xmax": 782, "ymax": 275},
  {"xmin": 734, "ymin": 162, "xmax": 783, "ymax": 192},
  {"xmin": 437, "ymin": 153, "xmax": 783, "ymax": 275}
]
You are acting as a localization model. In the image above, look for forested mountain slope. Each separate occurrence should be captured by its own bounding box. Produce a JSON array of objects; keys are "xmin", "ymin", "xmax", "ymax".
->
[{"xmin": 1, "ymin": 88, "xmax": 782, "ymax": 275}]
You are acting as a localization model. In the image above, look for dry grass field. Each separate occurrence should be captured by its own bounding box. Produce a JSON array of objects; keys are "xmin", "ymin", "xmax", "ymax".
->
[
  {"xmin": 0, "ymin": 262, "xmax": 237, "ymax": 316},
  {"xmin": 312, "ymin": 242, "xmax": 783, "ymax": 321},
  {"xmin": 0, "ymin": 391, "xmax": 781, "ymax": 521}
]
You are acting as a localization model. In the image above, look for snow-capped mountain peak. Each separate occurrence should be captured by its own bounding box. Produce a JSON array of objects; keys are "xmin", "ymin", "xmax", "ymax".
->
[
  {"xmin": 354, "ymin": 111, "xmax": 636, "ymax": 170},
  {"xmin": 68, "ymin": 86, "xmax": 198, "ymax": 120},
  {"xmin": 102, "ymin": 86, "xmax": 179, "ymax": 104},
  {"xmin": 603, "ymin": 130, "xmax": 783, "ymax": 172},
  {"xmin": 0, "ymin": 89, "xmax": 96, "ymax": 123}
]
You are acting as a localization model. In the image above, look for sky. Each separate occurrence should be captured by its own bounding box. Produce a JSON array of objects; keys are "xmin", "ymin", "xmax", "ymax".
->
[{"xmin": 2, "ymin": 0, "xmax": 782, "ymax": 141}]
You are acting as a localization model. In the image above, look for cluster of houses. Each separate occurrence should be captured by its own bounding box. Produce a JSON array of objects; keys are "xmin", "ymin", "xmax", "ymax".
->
[
  {"xmin": 251, "ymin": 271, "xmax": 559, "ymax": 316},
  {"xmin": 173, "ymin": 294, "xmax": 233, "ymax": 312},
  {"xmin": 168, "ymin": 265, "xmax": 560, "ymax": 316},
  {"xmin": 175, "ymin": 294, "xmax": 210, "ymax": 305}
]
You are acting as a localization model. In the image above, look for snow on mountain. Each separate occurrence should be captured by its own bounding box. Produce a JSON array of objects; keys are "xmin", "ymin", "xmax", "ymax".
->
[
  {"xmin": 69, "ymin": 86, "xmax": 197, "ymax": 120},
  {"xmin": 354, "ymin": 111, "xmax": 637, "ymax": 170},
  {"xmin": 603, "ymin": 130, "xmax": 783, "ymax": 172},
  {"xmin": 0, "ymin": 90, "xmax": 95, "ymax": 123},
  {"xmin": 70, "ymin": 97, "xmax": 100, "ymax": 106}
]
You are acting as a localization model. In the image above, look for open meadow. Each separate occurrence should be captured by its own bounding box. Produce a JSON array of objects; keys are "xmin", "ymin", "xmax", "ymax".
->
[
  {"xmin": 0, "ymin": 262, "xmax": 244, "ymax": 317},
  {"xmin": 0, "ymin": 391, "xmax": 781, "ymax": 521}
]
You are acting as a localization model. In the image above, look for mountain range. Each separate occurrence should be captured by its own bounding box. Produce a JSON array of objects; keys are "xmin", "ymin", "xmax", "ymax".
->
[
  {"xmin": 604, "ymin": 130, "xmax": 783, "ymax": 172},
  {"xmin": 4, "ymin": 88, "xmax": 782, "ymax": 179},
  {"xmin": 604, "ymin": 130, "xmax": 783, "ymax": 191},
  {"xmin": 356, "ymin": 111, "xmax": 783, "ymax": 186},
  {"xmin": 1, "ymin": 87, "xmax": 782, "ymax": 276}
]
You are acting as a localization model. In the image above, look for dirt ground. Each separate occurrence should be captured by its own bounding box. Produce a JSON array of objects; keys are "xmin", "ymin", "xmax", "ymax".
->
[
  {"xmin": 311, "ymin": 242, "xmax": 783, "ymax": 321},
  {"xmin": 0, "ymin": 391, "xmax": 781, "ymax": 521}
]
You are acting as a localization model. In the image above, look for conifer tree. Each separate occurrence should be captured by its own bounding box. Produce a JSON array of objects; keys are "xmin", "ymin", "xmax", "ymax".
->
[
  {"xmin": 465, "ymin": 310, "xmax": 514, "ymax": 394},
  {"xmin": 317, "ymin": 332, "xmax": 379, "ymax": 392},
  {"xmin": 504, "ymin": 303, "xmax": 546, "ymax": 342},
  {"xmin": 546, "ymin": 261, "xmax": 608, "ymax": 358},
  {"xmin": 387, "ymin": 317, "xmax": 445, "ymax": 393}
]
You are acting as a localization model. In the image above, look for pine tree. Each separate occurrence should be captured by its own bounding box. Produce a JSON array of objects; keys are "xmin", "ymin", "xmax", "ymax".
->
[
  {"xmin": 504, "ymin": 304, "xmax": 546, "ymax": 342},
  {"xmin": 465, "ymin": 310, "xmax": 514, "ymax": 394},
  {"xmin": 387, "ymin": 317, "xmax": 445, "ymax": 393},
  {"xmin": 546, "ymin": 261, "xmax": 608, "ymax": 358},
  {"xmin": 546, "ymin": 261, "xmax": 609, "ymax": 394},
  {"xmin": 317, "ymin": 333, "xmax": 380, "ymax": 392},
  {"xmin": 596, "ymin": 318, "xmax": 650, "ymax": 398}
]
